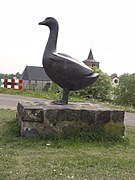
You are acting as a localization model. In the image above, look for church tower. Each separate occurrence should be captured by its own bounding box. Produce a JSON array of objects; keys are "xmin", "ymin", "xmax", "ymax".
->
[{"xmin": 83, "ymin": 49, "xmax": 99, "ymax": 68}]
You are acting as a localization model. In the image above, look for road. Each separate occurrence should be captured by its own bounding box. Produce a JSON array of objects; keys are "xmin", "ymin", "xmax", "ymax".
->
[
  {"xmin": 0, "ymin": 93, "xmax": 51, "ymax": 110},
  {"xmin": 0, "ymin": 93, "xmax": 135, "ymax": 126}
]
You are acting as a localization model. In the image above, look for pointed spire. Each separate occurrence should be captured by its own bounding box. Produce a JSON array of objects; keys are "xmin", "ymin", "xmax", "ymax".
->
[{"xmin": 87, "ymin": 49, "xmax": 94, "ymax": 60}]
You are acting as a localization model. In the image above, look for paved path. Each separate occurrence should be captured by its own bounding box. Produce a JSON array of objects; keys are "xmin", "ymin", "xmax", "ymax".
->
[
  {"xmin": 0, "ymin": 94, "xmax": 135, "ymax": 126},
  {"xmin": 124, "ymin": 112, "xmax": 135, "ymax": 126},
  {"xmin": 0, "ymin": 93, "xmax": 51, "ymax": 110}
]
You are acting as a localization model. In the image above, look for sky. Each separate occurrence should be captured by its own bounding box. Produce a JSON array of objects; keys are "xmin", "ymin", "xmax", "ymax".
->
[{"xmin": 0, "ymin": 0, "xmax": 135, "ymax": 76}]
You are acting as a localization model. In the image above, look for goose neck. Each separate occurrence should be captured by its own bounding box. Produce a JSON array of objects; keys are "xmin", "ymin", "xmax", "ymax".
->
[{"xmin": 45, "ymin": 26, "xmax": 58, "ymax": 55}]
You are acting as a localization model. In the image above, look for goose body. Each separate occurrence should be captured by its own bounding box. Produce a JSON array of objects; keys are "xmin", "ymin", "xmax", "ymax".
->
[{"xmin": 39, "ymin": 17, "xmax": 99, "ymax": 104}]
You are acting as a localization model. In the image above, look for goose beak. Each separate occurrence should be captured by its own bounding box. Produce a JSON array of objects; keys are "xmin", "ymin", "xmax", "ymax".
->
[{"xmin": 39, "ymin": 20, "xmax": 46, "ymax": 25}]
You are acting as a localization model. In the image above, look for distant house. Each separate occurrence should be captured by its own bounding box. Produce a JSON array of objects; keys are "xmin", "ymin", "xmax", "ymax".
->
[
  {"xmin": 110, "ymin": 73, "xmax": 119, "ymax": 86},
  {"xmin": 83, "ymin": 49, "xmax": 100, "ymax": 68},
  {"xmin": 20, "ymin": 66, "xmax": 51, "ymax": 90}
]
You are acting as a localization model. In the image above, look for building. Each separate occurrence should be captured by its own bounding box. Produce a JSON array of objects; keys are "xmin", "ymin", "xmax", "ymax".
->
[
  {"xmin": 110, "ymin": 73, "xmax": 119, "ymax": 86},
  {"xmin": 83, "ymin": 49, "xmax": 99, "ymax": 68},
  {"xmin": 20, "ymin": 66, "xmax": 51, "ymax": 90}
]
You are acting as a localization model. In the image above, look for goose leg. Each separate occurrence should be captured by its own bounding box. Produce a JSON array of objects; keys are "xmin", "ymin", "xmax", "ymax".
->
[{"xmin": 52, "ymin": 88, "xmax": 69, "ymax": 105}]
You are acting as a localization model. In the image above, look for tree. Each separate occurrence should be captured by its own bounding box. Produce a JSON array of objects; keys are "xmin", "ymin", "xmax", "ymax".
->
[
  {"xmin": 72, "ymin": 67, "xmax": 113, "ymax": 101},
  {"xmin": 15, "ymin": 72, "xmax": 21, "ymax": 78},
  {"xmin": 0, "ymin": 73, "xmax": 21, "ymax": 79},
  {"xmin": 0, "ymin": 74, "xmax": 4, "ymax": 79},
  {"xmin": 1, "ymin": 74, "xmax": 14, "ymax": 79},
  {"xmin": 114, "ymin": 73, "xmax": 135, "ymax": 107}
]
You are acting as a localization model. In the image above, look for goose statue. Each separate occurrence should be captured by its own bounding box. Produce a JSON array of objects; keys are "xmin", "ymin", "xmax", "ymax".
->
[{"xmin": 39, "ymin": 17, "xmax": 99, "ymax": 105}]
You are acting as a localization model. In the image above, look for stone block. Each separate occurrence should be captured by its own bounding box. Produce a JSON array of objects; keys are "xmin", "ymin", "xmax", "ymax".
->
[{"xmin": 16, "ymin": 101, "xmax": 125, "ymax": 138}]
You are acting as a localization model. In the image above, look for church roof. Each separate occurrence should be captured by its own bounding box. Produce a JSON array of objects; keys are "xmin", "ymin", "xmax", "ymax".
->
[
  {"xmin": 84, "ymin": 49, "xmax": 98, "ymax": 63},
  {"xmin": 87, "ymin": 49, "xmax": 94, "ymax": 60}
]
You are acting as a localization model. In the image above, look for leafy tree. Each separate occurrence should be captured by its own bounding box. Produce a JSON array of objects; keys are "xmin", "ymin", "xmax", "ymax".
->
[
  {"xmin": 114, "ymin": 73, "xmax": 135, "ymax": 107},
  {"xmin": 49, "ymin": 82, "xmax": 61, "ymax": 93},
  {"xmin": 0, "ymin": 74, "xmax": 14, "ymax": 79},
  {"xmin": 0, "ymin": 74, "xmax": 4, "ymax": 79},
  {"xmin": 0, "ymin": 73, "xmax": 21, "ymax": 79},
  {"xmin": 71, "ymin": 67, "xmax": 113, "ymax": 101},
  {"xmin": 15, "ymin": 72, "xmax": 21, "ymax": 78}
]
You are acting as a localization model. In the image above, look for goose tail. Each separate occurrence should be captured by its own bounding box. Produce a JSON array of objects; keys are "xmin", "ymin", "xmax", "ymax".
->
[{"xmin": 85, "ymin": 73, "xmax": 99, "ymax": 79}]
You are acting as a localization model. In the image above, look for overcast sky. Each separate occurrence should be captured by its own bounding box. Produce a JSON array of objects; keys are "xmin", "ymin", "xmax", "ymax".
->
[{"xmin": 0, "ymin": 0, "xmax": 135, "ymax": 76}]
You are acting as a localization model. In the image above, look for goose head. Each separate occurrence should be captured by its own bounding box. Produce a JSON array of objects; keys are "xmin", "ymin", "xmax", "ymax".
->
[{"xmin": 39, "ymin": 17, "xmax": 58, "ymax": 29}]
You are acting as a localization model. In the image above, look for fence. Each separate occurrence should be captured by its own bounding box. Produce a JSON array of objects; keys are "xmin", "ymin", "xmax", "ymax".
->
[{"xmin": 0, "ymin": 79, "xmax": 23, "ymax": 89}]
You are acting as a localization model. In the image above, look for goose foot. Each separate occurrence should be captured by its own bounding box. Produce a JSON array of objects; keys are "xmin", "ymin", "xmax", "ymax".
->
[
  {"xmin": 51, "ymin": 99, "xmax": 68, "ymax": 105},
  {"xmin": 51, "ymin": 88, "xmax": 69, "ymax": 105}
]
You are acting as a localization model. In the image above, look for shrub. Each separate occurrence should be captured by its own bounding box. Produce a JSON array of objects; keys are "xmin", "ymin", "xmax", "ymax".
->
[
  {"xmin": 114, "ymin": 73, "xmax": 135, "ymax": 107},
  {"xmin": 71, "ymin": 67, "xmax": 113, "ymax": 102}
]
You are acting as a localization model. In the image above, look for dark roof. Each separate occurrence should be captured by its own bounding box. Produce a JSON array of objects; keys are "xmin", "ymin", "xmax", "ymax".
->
[
  {"xmin": 87, "ymin": 49, "xmax": 94, "ymax": 60},
  {"xmin": 110, "ymin": 73, "xmax": 118, "ymax": 79},
  {"xmin": 20, "ymin": 66, "xmax": 51, "ymax": 81},
  {"xmin": 83, "ymin": 49, "xmax": 99, "ymax": 63}
]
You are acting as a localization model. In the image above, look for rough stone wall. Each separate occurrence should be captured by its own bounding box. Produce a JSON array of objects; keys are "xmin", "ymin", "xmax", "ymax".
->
[{"xmin": 17, "ymin": 101, "xmax": 125, "ymax": 138}]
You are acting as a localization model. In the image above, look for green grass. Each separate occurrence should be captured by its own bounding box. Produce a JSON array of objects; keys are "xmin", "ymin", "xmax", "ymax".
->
[{"xmin": 0, "ymin": 109, "xmax": 135, "ymax": 179}]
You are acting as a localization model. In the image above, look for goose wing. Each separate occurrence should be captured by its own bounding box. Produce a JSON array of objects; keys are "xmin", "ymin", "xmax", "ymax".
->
[
  {"xmin": 52, "ymin": 52, "xmax": 92, "ymax": 70},
  {"xmin": 50, "ymin": 52, "xmax": 93, "ymax": 79}
]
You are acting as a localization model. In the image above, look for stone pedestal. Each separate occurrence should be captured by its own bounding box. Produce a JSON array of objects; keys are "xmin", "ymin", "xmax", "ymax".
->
[{"xmin": 16, "ymin": 101, "xmax": 125, "ymax": 138}]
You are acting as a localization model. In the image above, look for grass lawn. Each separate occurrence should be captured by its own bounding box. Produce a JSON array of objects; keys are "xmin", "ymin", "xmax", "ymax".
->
[{"xmin": 0, "ymin": 109, "xmax": 135, "ymax": 180}]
